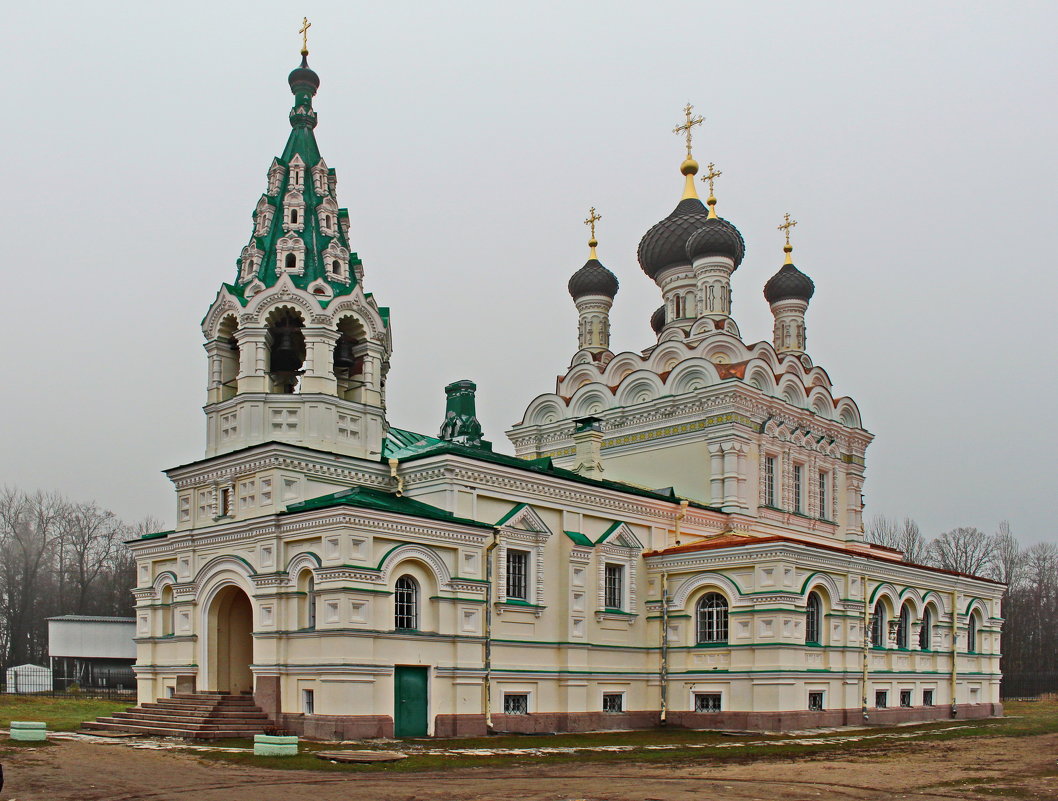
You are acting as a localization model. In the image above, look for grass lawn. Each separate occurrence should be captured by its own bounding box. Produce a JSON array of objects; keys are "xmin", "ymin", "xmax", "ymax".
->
[
  {"xmin": 0, "ymin": 695, "xmax": 130, "ymax": 732},
  {"xmin": 193, "ymin": 698, "xmax": 1058, "ymax": 775}
]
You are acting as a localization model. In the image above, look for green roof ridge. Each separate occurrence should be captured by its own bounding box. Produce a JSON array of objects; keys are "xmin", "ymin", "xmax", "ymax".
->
[{"xmin": 282, "ymin": 485, "xmax": 493, "ymax": 530}]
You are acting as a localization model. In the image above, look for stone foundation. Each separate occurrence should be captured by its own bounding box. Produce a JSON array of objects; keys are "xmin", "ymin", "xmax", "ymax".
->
[{"xmin": 269, "ymin": 703, "xmax": 1001, "ymax": 740}]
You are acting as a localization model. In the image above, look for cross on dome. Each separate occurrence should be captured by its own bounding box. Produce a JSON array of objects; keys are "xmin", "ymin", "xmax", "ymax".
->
[
  {"xmin": 673, "ymin": 103, "xmax": 704, "ymax": 161},
  {"xmin": 778, "ymin": 212, "xmax": 798, "ymax": 263},
  {"xmin": 584, "ymin": 206, "xmax": 602, "ymax": 257},
  {"xmin": 702, "ymin": 162, "xmax": 722, "ymax": 219},
  {"xmin": 299, "ymin": 17, "xmax": 312, "ymax": 56}
]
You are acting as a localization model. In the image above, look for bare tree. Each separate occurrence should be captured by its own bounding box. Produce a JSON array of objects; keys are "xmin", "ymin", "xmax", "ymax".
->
[
  {"xmin": 865, "ymin": 514, "xmax": 900, "ymax": 550},
  {"xmin": 929, "ymin": 526, "xmax": 995, "ymax": 576},
  {"xmin": 62, "ymin": 501, "xmax": 124, "ymax": 611},
  {"xmin": 865, "ymin": 514, "xmax": 928, "ymax": 564},
  {"xmin": 991, "ymin": 521, "xmax": 1025, "ymax": 587}
]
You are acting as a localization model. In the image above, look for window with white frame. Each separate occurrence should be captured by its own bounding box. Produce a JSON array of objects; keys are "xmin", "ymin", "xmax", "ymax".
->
[
  {"xmin": 900, "ymin": 689, "xmax": 913, "ymax": 707},
  {"xmin": 793, "ymin": 464, "xmax": 805, "ymax": 513},
  {"xmin": 302, "ymin": 689, "xmax": 314, "ymax": 714},
  {"xmin": 871, "ymin": 605, "xmax": 885, "ymax": 648},
  {"xmin": 919, "ymin": 607, "xmax": 932, "ymax": 650},
  {"xmin": 923, "ymin": 689, "xmax": 934, "ymax": 706},
  {"xmin": 897, "ymin": 604, "xmax": 911, "ymax": 649},
  {"xmin": 808, "ymin": 691, "xmax": 825, "ymax": 711},
  {"xmin": 506, "ymin": 549, "xmax": 529, "ymax": 601},
  {"xmin": 967, "ymin": 614, "xmax": 979, "ymax": 653},
  {"xmin": 604, "ymin": 564, "xmax": 624, "ymax": 610},
  {"xmin": 696, "ymin": 593, "xmax": 729, "ymax": 644},
  {"xmin": 818, "ymin": 470, "xmax": 828, "ymax": 518},
  {"xmin": 805, "ymin": 591, "xmax": 822, "ymax": 645},
  {"xmin": 503, "ymin": 693, "xmax": 528, "ymax": 715},
  {"xmin": 875, "ymin": 690, "xmax": 888, "ymax": 708},
  {"xmin": 694, "ymin": 692, "xmax": 721, "ymax": 712},
  {"xmin": 764, "ymin": 455, "xmax": 777, "ymax": 507},
  {"xmin": 394, "ymin": 575, "xmax": 418, "ymax": 630},
  {"xmin": 602, "ymin": 693, "xmax": 624, "ymax": 713}
]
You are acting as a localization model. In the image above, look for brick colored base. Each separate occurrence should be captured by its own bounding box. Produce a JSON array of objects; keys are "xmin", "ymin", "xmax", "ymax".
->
[{"xmin": 272, "ymin": 703, "xmax": 1001, "ymax": 740}]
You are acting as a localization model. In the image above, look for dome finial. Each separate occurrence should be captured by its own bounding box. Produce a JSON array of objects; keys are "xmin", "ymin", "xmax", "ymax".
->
[
  {"xmin": 673, "ymin": 103, "xmax": 704, "ymax": 199},
  {"xmin": 778, "ymin": 212, "xmax": 798, "ymax": 265},
  {"xmin": 299, "ymin": 16, "xmax": 312, "ymax": 57},
  {"xmin": 584, "ymin": 206, "xmax": 602, "ymax": 259},
  {"xmin": 701, "ymin": 162, "xmax": 722, "ymax": 219}
]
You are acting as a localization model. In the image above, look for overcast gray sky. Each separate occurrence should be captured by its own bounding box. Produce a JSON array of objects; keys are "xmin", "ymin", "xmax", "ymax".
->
[{"xmin": 2, "ymin": 2, "xmax": 1055, "ymax": 544}]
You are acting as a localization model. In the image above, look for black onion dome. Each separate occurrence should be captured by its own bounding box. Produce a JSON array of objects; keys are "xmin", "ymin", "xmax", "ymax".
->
[
  {"xmin": 288, "ymin": 55, "xmax": 320, "ymax": 96},
  {"xmin": 764, "ymin": 263, "xmax": 816, "ymax": 304},
  {"xmin": 568, "ymin": 259, "xmax": 619, "ymax": 299},
  {"xmin": 650, "ymin": 305, "xmax": 666, "ymax": 334},
  {"xmin": 637, "ymin": 198, "xmax": 710, "ymax": 280},
  {"xmin": 685, "ymin": 216, "xmax": 746, "ymax": 268}
]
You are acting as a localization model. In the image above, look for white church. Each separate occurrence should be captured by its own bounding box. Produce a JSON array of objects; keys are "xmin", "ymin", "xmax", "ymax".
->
[{"xmin": 120, "ymin": 42, "xmax": 1003, "ymax": 739}]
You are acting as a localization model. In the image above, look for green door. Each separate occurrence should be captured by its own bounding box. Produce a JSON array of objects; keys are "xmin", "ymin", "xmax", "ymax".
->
[{"xmin": 394, "ymin": 666, "xmax": 429, "ymax": 737}]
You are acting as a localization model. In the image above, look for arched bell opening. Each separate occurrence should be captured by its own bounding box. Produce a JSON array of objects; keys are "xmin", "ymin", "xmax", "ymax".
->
[
  {"xmin": 334, "ymin": 314, "xmax": 367, "ymax": 402},
  {"xmin": 217, "ymin": 315, "xmax": 240, "ymax": 401},
  {"xmin": 266, "ymin": 308, "xmax": 306, "ymax": 394}
]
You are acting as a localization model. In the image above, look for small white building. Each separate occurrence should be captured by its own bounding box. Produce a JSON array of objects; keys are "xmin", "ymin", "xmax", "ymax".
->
[
  {"xmin": 48, "ymin": 616, "xmax": 136, "ymax": 689},
  {"xmin": 4, "ymin": 664, "xmax": 52, "ymax": 694}
]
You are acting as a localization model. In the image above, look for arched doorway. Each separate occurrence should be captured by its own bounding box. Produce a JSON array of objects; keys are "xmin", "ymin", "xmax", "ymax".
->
[{"xmin": 208, "ymin": 585, "xmax": 254, "ymax": 694}]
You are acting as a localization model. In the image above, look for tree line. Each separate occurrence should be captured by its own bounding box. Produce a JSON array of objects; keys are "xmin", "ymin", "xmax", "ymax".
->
[
  {"xmin": 865, "ymin": 516, "xmax": 1057, "ymax": 677},
  {"xmin": 0, "ymin": 486, "xmax": 156, "ymax": 672}
]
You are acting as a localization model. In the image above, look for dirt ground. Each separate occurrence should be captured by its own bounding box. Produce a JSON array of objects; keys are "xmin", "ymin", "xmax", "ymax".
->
[{"xmin": 1, "ymin": 732, "xmax": 1056, "ymax": 801}]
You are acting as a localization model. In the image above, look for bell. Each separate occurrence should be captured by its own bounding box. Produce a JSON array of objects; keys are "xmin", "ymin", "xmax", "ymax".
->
[
  {"xmin": 270, "ymin": 329, "xmax": 302, "ymax": 373},
  {"xmin": 333, "ymin": 338, "xmax": 357, "ymax": 371}
]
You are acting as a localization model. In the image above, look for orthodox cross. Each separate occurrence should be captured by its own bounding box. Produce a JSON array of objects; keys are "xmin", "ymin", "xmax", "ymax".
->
[
  {"xmin": 584, "ymin": 207, "xmax": 602, "ymax": 242},
  {"xmin": 702, "ymin": 162, "xmax": 722, "ymax": 196},
  {"xmin": 778, "ymin": 212, "xmax": 798, "ymax": 247},
  {"xmin": 299, "ymin": 17, "xmax": 312, "ymax": 55},
  {"xmin": 673, "ymin": 103, "xmax": 704, "ymax": 159}
]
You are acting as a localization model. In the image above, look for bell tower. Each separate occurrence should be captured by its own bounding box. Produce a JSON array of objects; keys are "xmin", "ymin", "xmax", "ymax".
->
[{"xmin": 200, "ymin": 38, "xmax": 391, "ymax": 460}]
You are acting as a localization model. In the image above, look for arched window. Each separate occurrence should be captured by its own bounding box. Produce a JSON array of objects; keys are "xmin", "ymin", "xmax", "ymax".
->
[
  {"xmin": 395, "ymin": 575, "xmax": 418, "ymax": 630},
  {"xmin": 285, "ymin": 252, "xmax": 297, "ymax": 271},
  {"xmin": 870, "ymin": 604, "xmax": 885, "ymax": 648},
  {"xmin": 897, "ymin": 604, "xmax": 910, "ymax": 649},
  {"xmin": 967, "ymin": 613, "xmax": 978, "ymax": 653},
  {"xmin": 290, "ymin": 208, "xmax": 298, "ymax": 224},
  {"xmin": 325, "ymin": 214, "xmax": 332, "ymax": 229},
  {"xmin": 161, "ymin": 585, "xmax": 174, "ymax": 636},
  {"xmin": 919, "ymin": 607, "xmax": 932, "ymax": 650},
  {"xmin": 696, "ymin": 592, "xmax": 728, "ymax": 644},
  {"xmin": 674, "ymin": 296, "xmax": 682, "ymax": 319},
  {"xmin": 805, "ymin": 591, "xmax": 822, "ymax": 645},
  {"xmin": 331, "ymin": 259, "xmax": 340, "ymax": 275},
  {"xmin": 306, "ymin": 574, "xmax": 316, "ymax": 630}
]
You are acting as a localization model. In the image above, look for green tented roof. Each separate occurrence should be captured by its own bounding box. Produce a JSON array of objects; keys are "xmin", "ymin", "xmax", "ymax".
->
[
  {"xmin": 282, "ymin": 485, "xmax": 493, "ymax": 530},
  {"xmin": 563, "ymin": 531, "xmax": 594, "ymax": 547}
]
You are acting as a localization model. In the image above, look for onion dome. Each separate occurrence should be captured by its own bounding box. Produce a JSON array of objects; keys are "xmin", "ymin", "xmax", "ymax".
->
[
  {"xmin": 568, "ymin": 259, "xmax": 619, "ymax": 299},
  {"xmin": 650, "ymin": 305, "xmax": 666, "ymax": 334},
  {"xmin": 288, "ymin": 55, "xmax": 320, "ymax": 98},
  {"xmin": 685, "ymin": 217, "xmax": 745, "ymax": 266},
  {"xmin": 764, "ymin": 262, "xmax": 815, "ymax": 303},
  {"xmin": 638, "ymin": 195, "xmax": 711, "ymax": 280}
]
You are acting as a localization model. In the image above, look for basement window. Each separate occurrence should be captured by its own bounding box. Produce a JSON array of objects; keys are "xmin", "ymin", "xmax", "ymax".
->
[
  {"xmin": 923, "ymin": 689, "xmax": 934, "ymax": 706},
  {"xmin": 875, "ymin": 690, "xmax": 888, "ymax": 709},
  {"xmin": 503, "ymin": 693, "xmax": 528, "ymax": 715},
  {"xmin": 602, "ymin": 693, "xmax": 624, "ymax": 714},
  {"xmin": 900, "ymin": 690, "xmax": 913, "ymax": 708},
  {"xmin": 694, "ymin": 693, "xmax": 721, "ymax": 713},
  {"xmin": 808, "ymin": 691, "xmax": 824, "ymax": 711},
  {"xmin": 302, "ymin": 689, "xmax": 314, "ymax": 715}
]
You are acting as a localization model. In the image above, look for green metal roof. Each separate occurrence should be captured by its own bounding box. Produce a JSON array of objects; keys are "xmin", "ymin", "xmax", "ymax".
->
[
  {"xmin": 563, "ymin": 530, "xmax": 594, "ymax": 547},
  {"xmin": 282, "ymin": 485, "xmax": 493, "ymax": 530}
]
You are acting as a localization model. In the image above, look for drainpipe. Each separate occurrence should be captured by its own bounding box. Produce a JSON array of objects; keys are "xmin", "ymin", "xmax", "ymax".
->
[
  {"xmin": 388, "ymin": 458, "xmax": 404, "ymax": 497},
  {"xmin": 950, "ymin": 588, "xmax": 959, "ymax": 717},
  {"xmin": 861, "ymin": 574, "xmax": 869, "ymax": 722},
  {"xmin": 674, "ymin": 500, "xmax": 688, "ymax": 545},
  {"xmin": 483, "ymin": 529, "xmax": 500, "ymax": 732},
  {"xmin": 659, "ymin": 571, "xmax": 669, "ymax": 726}
]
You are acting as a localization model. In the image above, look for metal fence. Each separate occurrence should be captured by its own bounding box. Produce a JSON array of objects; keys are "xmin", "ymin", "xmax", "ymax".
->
[
  {"xmin": 1001, "ymin": 672, "xmax": 1058, "ymax": 700},
  {"xmin": 2, "ymin": 664, "xmax": 136, "ymax": 698}
]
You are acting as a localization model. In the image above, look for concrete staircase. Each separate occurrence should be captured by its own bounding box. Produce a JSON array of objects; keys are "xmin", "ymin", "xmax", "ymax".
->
[{"xmin": 82, "ymin": 692, "xmax": 272, "ymax": 740}]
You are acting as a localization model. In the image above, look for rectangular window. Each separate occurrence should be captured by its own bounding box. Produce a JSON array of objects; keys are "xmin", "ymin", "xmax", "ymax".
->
[
  {"xmin": 178, "ymin": 496, "xmax": 191, "ymax": 523},
  {"xmin": 302, "ymin": 689, "xmax": 314, "ymax": 715},
  {"xmin": 694, "ymin": 693, "xmax": 722, "ymax": 712},
  {"xmin": 818, "ymin": 471, "xmax": 828, "ymax": 519},
  {"xmin": 808, "ymin": 691, "xmax": 825, "ymax": 711},
  {"xmin": 238, "ymin": 479, "xmax": 255, "ymax": 510},
  {"xmin": 875, "ymin": 690, "xmax": 888, "ymax": 709},
  {"xmin": 197, "ymin": 489, "xmax": 212, "ymax": 520},
  {"xmin": 602, "ymin": 693, "xmax": 624, "ymax": 714},
  {"xmin": 923, "ymin": 689, "xmax": 934, "ymax": 707},
  {"xmin": 506, "ymin": 549, "xmax": 529, "ymax": 600},
  {"xmin": 604, "ymin": 564, "xmax": 624, "ymax": 610},
  {"xmin": 764, "ymin": 456, "xmax": 776, "ymax": 507},
  {"xmin": 794, "ymin": 464, "xmax": 804, "ymax": 513},
  {"xmin": 220, "ymin": 487, "xmax": 232, "ymax": 517},
  {"xmin": 900, "ymin": 690, "xmax": 913, "ymax": 708},
  {"xmin": 503, "ymin": 693, "xmax": 528, "ymax": 715}
]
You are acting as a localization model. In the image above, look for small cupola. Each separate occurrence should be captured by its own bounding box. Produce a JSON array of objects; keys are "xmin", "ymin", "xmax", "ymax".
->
[
  {"xmin": 765, "ymin": 213, "xmax": 816, "ymax": 355},
  {"xmin": 569, "ymin": 208, "xmax": 618, "ymax": 355}
]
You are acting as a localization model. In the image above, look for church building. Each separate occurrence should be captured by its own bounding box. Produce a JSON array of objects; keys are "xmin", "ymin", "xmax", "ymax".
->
[{"xmin": 124, "ymin": 38, "xmax": 1003, "ymax": 738}]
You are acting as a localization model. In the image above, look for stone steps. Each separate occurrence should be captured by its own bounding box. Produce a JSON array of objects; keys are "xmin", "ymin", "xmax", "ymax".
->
[{"xmin": 82, "ymin": 691, "xmax": 272, "ymax": 740}]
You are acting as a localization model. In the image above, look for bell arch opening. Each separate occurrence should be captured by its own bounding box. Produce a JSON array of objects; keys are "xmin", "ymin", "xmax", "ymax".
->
[
  {"xmin": 217, "ymin": 315, "xmax": 240, "ymax": 401},
  {"xmin": 207, "ymin": 585, "xmax": 254, "ymax": 694},
  {"xmin": 334, "ymin": 314, "xmax": 368, "ymax": 401},
  {"xmin": 266, "ymin": 307, "xmax": 306, "ymax": 394}
]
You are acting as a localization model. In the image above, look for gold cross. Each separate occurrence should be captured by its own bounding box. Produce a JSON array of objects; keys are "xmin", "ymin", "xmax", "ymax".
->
[
  {"xmin": 672, "ymin": 103, "xmax": 704, "ymax": 159},
  {"xmin": 584, "ymin": 207, "xmax": 602, "ymax": 243},
  {"xmin": 701, "ymin": 162, "xmax": 722, "ymax": 196},
  {"xmin": 778, "ymin": 212, "xmax": 798, "ymax": 247},
  {"xmin": 299, "ymin": 17, "xmax": 312, "ymax": 56}
]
